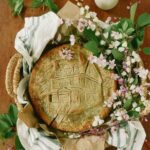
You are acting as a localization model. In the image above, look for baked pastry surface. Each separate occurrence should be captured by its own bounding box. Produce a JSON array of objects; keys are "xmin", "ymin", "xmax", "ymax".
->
[{"xmin": 29, "ymin": 44, "xmax": 116, "ymax": 132}]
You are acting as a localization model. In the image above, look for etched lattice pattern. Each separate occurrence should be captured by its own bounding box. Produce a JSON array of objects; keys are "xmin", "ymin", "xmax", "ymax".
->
[{"xmin": 29, "ymin": 44, "xmax": 116, "ymax": 132}]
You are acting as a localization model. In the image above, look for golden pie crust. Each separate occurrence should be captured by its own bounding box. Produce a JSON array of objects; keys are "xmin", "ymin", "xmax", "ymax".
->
[{"xmin": 29, "ymin": 44, "xmax": 116, "ymax": 132}]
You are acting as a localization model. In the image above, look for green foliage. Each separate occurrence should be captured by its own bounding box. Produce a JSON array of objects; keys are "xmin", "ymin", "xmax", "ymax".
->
[
  {"xmin": 84, "ymin": 40, "xmax": 101, "ymax": 56},
  {"xmin": 143, "ymin": 47, "xmax": 150, "ymax": 55},
  {"xmin": 130, "ymin": 2, "xmax": 138, "ymax": 23},
  {"xmin": 15, "ymin": 135, "xmax": 25, "ymax": 150},
  {"xmin": 83, "ymin": 28, "xmax": 100, "ymax": 43},
  {"xmin": 7, "ymin": 0, "xmax": 24, "ymax": 16},
  {"xmin": 137, "ymin": 13, "xmax": 150, "ymax": 28},
  {"xmin": 112, "ymin": 49, "xmax": 124, "ymax": 61},
  {"xmin": 31, "ymin": 0, "xmax": 58, "ymax": 13},
  {"xmin": 0, "ymin": 104, "xmax": 18, "ymax": 139},
  {"xmin": 123, "ymin": 99, "xmax": 132, "ymax": 110},
  {"xmin": 128, "ymin": 110, "xmax": 140, "ymax": 118}
]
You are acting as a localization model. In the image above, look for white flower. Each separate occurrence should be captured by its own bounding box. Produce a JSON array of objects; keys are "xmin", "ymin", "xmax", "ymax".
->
[
  {"xmin": 118, "ymin": 47, "xmax": 125, "ymax": 52},
  {"xmin": 115, "ymin": 108, "xmax": 129, "ymax": 121},
  {"xmin": 121, "ymin": 71, "xmax": 127, "ymax": 76},
  {"xmin": 135, "ymin": 107, "xmax": 141, "ymax": 112},
  {"xmin": 85, "ymin": 13, "xmax": 91, "ymax": 19},
  {"xmin": 110, "ymin": 73, "xmax": 119, "ymax": 80},
  {"xmin": 69, "ymin": 34, "xmax": 76, "ymax": 46},
  {"xmin": 100, "ymin": 40, "xmax": 106, "ymax": 45},
  {"xmin": 132, "ymin": 102, "xmax": 138, "ymax": 108},
  {"xmin": 65, "ymin": 19, "xmax": 73, "ymax": 27},
  {"xmin": 59, "ymin": 48, "xmax": 74, "ymax": 60},
  {"xmin": 85, "ymin": 5, "xmax": 90, "ymax": 10},
  {"xmin": 108, "ymin": 59, "xmax": 116, "ymax": 69},
  {"xmin": 134, "ymin": 67, "xmax": 149, "ymax": 79},
  {"xmin": 122, "ymin": 41, "xmax": 128, "ymax": 47},
  {"xmin": 88, "ymin": 54, "xmax": 98, "ymax": 63},
  {"xmin": 92, "ymin": 116, "xmax": 104, "ymax": 127},
  {"xmin": 69, "ymin": 133, "xmax": 81, "ymax": 139},
  {"xmin": 131, "ymin": 51, "xmax": 140, "ymax": 63},
  {"xmin": 128, "ymin": 78, "xmax": 134, "ymax": 84},
  {"xmin": 90, "ymin": 12, "xmax": 97, "ymax": 18},
  {"xmin": 95, "ymin": 31, "xmax": 100, "ymax": 36},
  {"xmin": 111, "ymin": 31, "xmax": 122, "ymax": 40},
  {"xmin": 113, "ymin": 101, "xmax": 122, "ymax": 109},
  {"xmin": 105, "ymin": 17, "xmax": 112, "ymax": 24},
  {"xmin": 88, "ymin": 20, "xmax": 96, "ymax": 31},
  {"xmin": 77, "ymin": 18, "xmax": 88, "ymax": 32},
  {"xmin": 104, "ymin": 92, "xmax": 117, "ymax": 108},
  {"xmin": 96, "ymin": 54, "xmax": 108, "ymax": 68},
  {"xmin": 80, "ymin": 7, "xmax": 85, "ymax": 15},
  {"xmin": 109, "ymin": 41, "xmax": 120, "ymax": 49},
  {"xmin": 105, "ymin": 49, "xmax": 112, "ymax": 55},
  {"xmin": 103, "ymin": 32, "xmax": 109, "ymax": 39}
]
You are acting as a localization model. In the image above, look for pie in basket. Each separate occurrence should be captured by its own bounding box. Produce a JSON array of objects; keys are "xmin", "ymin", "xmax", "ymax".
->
[{"xmin": 29, "ymin": 44, "xmax": 116, "ymax": 132}]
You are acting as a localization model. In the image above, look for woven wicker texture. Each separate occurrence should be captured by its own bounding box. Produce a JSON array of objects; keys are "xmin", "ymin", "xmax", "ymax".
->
[{"xmin": 29, "ymin": 44, "xmax": 116, "ymax": 132}]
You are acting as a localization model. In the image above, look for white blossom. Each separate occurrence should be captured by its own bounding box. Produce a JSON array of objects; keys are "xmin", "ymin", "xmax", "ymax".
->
[
  {"xmin": 92, "ymin": 116, "xmax": 104, "ymax": 127},
  {"xmin": 132, "ymin": 102, "xmax": 138, "ymax": 108},
  {"xmin": 88, "ymin": 54, "xmax": 98, "ymax": 63},
  {"xmin": 111, "ymin": 31, "xmax": 122, "ymax": 40},
  {"xmin": 131, "ymin": 51, "xmax": 140, "ymax": 63},
  {"xmin": 122, "ymin": 41, "xmax": 128, "ymax": 47},
  {"xmin": 80, "ymin": 7, "xmax": 85, "ymax": 15},
  {"xmin": 118, "ymin": 47, "xmax": 125, "ymax": 52},
  {"xmin": 109, "ymin": 41, "xmax": 120, "ymax": 49},
  {"xmin": 59, "ymin": 48, "xmax": 74, "ymax": 60},
  {"xmin": 69, "ymin": 34, "xmax": 76, "ymax": 46},
  {"xmin": 100, "ymin": 40, "xmax": 106, "ymax": 45},
  {"xmin": 95, "ymin": 31, "xmax": 100, "ymax": 36},
  {"xmin": 114, "ymin": 108, "xmax": 129, "ymax": 121},
  {"xmin": 135, "ymin": 107, "xmax": 141, "ymax": 112},
  {"xmin": 65, "ymin": 19, "xmax": 73, "ymax": 27},
  {"xmin": 108, "ymin": 59, "xmax": 116, "ymax": 69},
  {"xmin": 134, "ymin": 67, "xmax": 149, "ymax": 79},
  {"xmin": 103, "ymin": 32, "xmax": 109, "ymax": 39},
  {"xmin": 96, "ymin": 54, "xmax": 108, "ymax": 68}
]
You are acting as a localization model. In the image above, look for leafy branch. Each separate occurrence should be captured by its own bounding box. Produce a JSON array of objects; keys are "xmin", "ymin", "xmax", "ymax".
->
[
  {"xmin": 0, "ymin": 104, "xmax": 24, "ymax": 150},
  {"xmin": 7, "ymin": 0, "xmax": 58, "ymax": 16}
]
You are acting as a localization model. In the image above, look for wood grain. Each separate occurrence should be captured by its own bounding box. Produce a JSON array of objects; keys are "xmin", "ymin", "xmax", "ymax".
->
[{"xmin": 0, "ymin": 0, "xmax": 150, "ymax": 149}]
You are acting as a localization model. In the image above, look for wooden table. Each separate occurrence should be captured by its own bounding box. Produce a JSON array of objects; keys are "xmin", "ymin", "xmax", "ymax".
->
[{"xmin": 0, "ymin": 0, "xmax": 150, "ymax": 149}]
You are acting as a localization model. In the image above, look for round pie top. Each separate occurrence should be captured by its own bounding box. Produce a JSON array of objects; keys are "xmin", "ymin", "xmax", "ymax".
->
[{"xmin": 29, "ymin": 44, "xmax": 116, "ymax": 132}]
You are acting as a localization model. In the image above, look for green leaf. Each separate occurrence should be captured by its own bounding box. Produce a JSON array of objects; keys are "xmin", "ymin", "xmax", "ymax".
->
[
  {"xmin": 8, "ymin": 104, "xmax": 18, "ymax": 125},
  {"xmin": 0, "ymin": 114, "xmax": 13, "ymax": 127},
  {"xmin": 126, "ymin": 28, "xmax": 135, "ymax": 35},
  {"xmin": 137, "ymin": 13, "xmax": 150, "ymax": 28},
  {"xmin": 143, "ymin": 47, "xmax": 150, "ymax": 55},
  {"xmin": 83, "ymin": 28, "xmax": 99, "ymax": 43},
  {"xmin": 84, "ymin": 40, "xmax": 100, "ymax": 56},
  {"xmin": 124, "ymin": 99, "xmax": 132, "ymax": 110},
  {"xmin": 130, "ymin": 3, "xmax": 138, "ymax": 23},
  {"xmin": 0, "ymin": 119, "xmax": 11, "ymax": 134},
  {"xmin": 31, "ymin": 0, "xmax": 44, "ymax": 8},
  {"xmin": 15, "ymin": 135, "xmax": 25, "ymax": 150},
  {"xmin": 44, "ymin": 0, "xmax": 58, "ymax": 13},
  {"xmin": 128, "ymin": 110, "xmax": 139, "ymax": 118},
  {"xmin": 13, "ymin": 0, "xmax": 24, "ymax": 16},
  {"xmin": 122, "ymin": 21, "xmax": 128, "ymax": 31},
  {"xmin": 112, "ymin": 49, "xmax": 124, "ymax": 61},
  {"xmin": 4, "ymin": 128, "xmax": 16, "ymax": 139},
  {"xmin": 8, "ymin": 0, "xmax": 24, "ymax": 16}
]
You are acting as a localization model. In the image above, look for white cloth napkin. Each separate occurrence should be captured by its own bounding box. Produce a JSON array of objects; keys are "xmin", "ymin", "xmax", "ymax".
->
[
  {"xmin": 17, "ymin": 119, "xmax": 60, "ymax": 150},
  {"xmin": 15, "ymin": 11, "xmax": 62, "ymax": 72},
  {"xmin": 107, "ymin": 121, "xmax": 146, "ymax": 150},
  {"xmin": 15, "ymin": 11, "xmax": 61, "ymax": 104}
]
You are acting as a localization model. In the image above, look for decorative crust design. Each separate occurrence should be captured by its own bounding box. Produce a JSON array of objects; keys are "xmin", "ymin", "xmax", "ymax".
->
[{"xmin": 29, "ymin": 44, "xmax": 116, "ymax": 132}]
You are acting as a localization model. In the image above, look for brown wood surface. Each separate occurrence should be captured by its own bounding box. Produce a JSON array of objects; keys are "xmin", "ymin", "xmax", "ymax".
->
[{"xmin": 0, "ymin": 0, "xmax": 150, "ymax": 149}]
